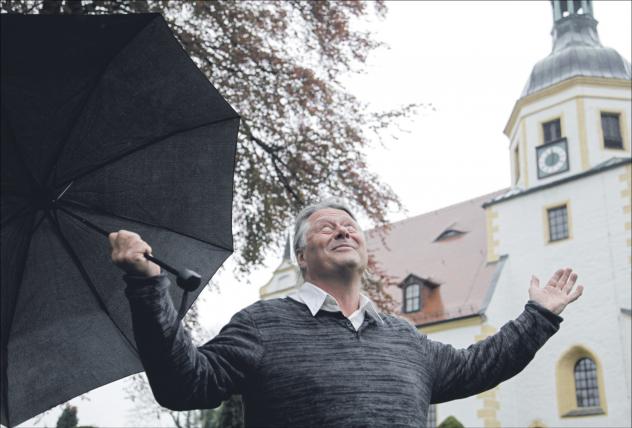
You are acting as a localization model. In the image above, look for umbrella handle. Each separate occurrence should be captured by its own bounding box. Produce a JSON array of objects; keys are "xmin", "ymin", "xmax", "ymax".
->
[
  {"xmin": 144, "ymin": 253, "xmax": 202, "ymax": 292},
  {"xmin": 55, "ymin": 206, "xmax": 203, "ymax": 292}
]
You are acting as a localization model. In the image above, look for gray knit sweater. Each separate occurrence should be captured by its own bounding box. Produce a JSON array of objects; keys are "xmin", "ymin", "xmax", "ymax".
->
[{"xmin": 124, "ymin": 274, "xmax": 562, "ymax": 427}]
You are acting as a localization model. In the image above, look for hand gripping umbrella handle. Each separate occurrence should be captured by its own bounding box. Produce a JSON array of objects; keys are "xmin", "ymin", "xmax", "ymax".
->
[
  {"xmin": 144, "ymin": 253, "xmax": 202, "ymax": 292},
  {"xmin": 56, "ymin": 206, "xmax": 203, "ymax": 292}
]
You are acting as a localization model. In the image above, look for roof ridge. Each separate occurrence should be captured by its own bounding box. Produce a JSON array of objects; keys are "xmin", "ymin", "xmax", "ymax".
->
[{"xmin": 370, "ymin": 188, "xmax": 508, "ymax": 233}]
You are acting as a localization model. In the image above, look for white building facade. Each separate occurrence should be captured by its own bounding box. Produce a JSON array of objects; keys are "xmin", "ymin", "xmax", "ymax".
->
[{"xmin": 259, "ymin": 1, "xmax": 631, "ymax": 427}]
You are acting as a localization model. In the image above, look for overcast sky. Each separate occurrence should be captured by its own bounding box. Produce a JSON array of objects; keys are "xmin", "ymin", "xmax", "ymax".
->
[{"xmin": 22, "ymin": 1, "xmax": 631, "ymax": 427}]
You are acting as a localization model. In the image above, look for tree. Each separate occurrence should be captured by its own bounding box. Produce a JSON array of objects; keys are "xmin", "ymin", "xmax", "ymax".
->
[
  {"xmin": 56, "ymin": 405, "xmax": 78, "ymax": 428},
  {"xmin": 1, "ymin": 0, "xmax": 423, "ymax": 276},
  {"xmin": 437, "ymin": 415, "xmax": 465, "ymax": 428},
  {"xmin": 2, "ymin": 0, "xmax": 423, "ymax": 425},
  {"xmin": 216, "ymin": 395, "xmax": 244, "ymax": 428}
]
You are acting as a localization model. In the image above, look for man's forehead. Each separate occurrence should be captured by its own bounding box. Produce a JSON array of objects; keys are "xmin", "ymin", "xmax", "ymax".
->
[{"xmin": 308, "ymin": 208, "xmax": 357, "ymax": 224}]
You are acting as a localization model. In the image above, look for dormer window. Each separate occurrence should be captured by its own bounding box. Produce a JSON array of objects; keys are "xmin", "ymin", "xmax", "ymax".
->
[
  {"xmin": 399, "ymin": 274, "xmax": 440, "ymax": 314},
  {"xmin": 434, "ymin": 228, "xmax": 466, "ymax": 242},
  {"xmin": 404, "ymin": 283, "xmax": 421, "ymax": 313}
]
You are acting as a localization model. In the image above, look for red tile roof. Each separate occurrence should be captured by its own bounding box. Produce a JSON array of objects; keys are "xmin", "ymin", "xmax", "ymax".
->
[{"xmin": 366, "ymin": 189, "xmax": 509, "ymax": 326}]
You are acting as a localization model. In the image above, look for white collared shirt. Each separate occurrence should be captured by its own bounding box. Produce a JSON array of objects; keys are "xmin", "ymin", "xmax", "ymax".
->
[{"xmin": 288, "ymin": 282, "xmax": 383, "ymax": 331}]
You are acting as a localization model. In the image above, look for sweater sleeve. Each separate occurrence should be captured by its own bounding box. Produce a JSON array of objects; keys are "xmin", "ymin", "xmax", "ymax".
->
[
  {"xmin": 426, "ymin": 301, "xmax": 562, "ymax": 403},
  {"xmin": 124, "ymin": 274, "xmax": 264, "ymax": 410}
]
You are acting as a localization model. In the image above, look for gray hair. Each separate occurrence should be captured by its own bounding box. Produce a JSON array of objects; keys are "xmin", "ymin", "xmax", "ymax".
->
[{"xmin": 292, "ymin": 197, "xmax": 358, "ymax": 262}]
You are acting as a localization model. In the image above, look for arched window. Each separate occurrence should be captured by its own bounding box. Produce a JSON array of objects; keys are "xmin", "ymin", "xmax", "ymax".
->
[
  {"xmin": 404, "ymin": 283, "xmax": 420, "ymax": 312},
  {"xmin": 574, "ymin": 358, "xmax": 600, "ymax": 407},
  {"xmin": 556, "ymin": 346, "xmax": 606, "ymax": 417}
]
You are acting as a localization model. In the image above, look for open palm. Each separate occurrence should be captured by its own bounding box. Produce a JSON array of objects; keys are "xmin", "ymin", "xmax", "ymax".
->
[{"xmin": 529, "ymin": 268, "xmax": 584, "ymax": 315}]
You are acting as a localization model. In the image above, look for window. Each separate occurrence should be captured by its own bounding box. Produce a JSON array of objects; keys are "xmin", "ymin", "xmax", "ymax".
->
[
  {"xmin": 434, "ymin": 228, "xmax": 466, "ymax": 242},
  {"xmin": 575, "ymin": 358, "xmax": 600, "ymax": 407},
  {"xmin": 556, "ymin": 345, "xmax": 606, "ymax": 417},
  {"xmin": 561, "ymin": 0, "xmax": 585, "ymax": 16},
  {"xmin": 404, "ymin": 283, "xmax": 420, "ymax": 313},
  {"xmin": 547, "ymin": 205, "xmax": 569, "ymax": 242},
  {"xmin": 514, "ymin": 144, "xmax": 520, "ymax": 183},
  {"xmin": 542, "ymin": 119, "xmax": 562, "ymax": 143},
  {"xmin": 426, "ymin": 404, "xmax": 437, "ymax": 428},
  {"xmin": 601, "ymin": 113, "xmax": 623, "ymax": 149}
]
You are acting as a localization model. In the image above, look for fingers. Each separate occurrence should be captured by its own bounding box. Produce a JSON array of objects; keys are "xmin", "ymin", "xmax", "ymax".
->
[
  {"xmin": 109, "ymin": 230, "xmax": 159, "ymax": 276},
  {"xmin": 530, "ymin": 275, "xmax": 540, "ymax": 289},
  {"xmin": 562, "ymin": 272, "xmax": 578, "ymax": 294},
  {"xmin": 547, "ymin": 269, "xmax": 564, "ymax": 288},
  {"xmin": 568, "ymin": 284, "xmax": 584, "ymax": 303},
  {"xmin": 108, "ymin": 232, "xmax": 118, "ymax": 247},
  {"xmin": 557, "ymin": 268, "xmax": 571, "ymax": 289}
]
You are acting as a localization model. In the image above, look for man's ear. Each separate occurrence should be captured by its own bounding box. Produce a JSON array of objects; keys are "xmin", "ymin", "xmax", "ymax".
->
[{"xmin": 296, "ymin": 250, "xmax": 307, "ymax": 269}]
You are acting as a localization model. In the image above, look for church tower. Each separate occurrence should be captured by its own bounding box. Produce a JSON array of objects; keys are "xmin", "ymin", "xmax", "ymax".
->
[
  {"xmin": 259, "ymin": 236, "xmax": 301, "ymax": 300},
  {"xmin": 482, "ymin": 1, "xmax": 631, "ymax": 425},
  {"xmin": 504, "ymin": 0, "xmax": 630, "ymax": 190}
]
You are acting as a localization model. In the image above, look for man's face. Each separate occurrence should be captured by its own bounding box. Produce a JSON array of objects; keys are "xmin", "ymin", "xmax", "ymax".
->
[{"xmin": 298, "ymin": 208, "xmax": 368, "ymax": 280}]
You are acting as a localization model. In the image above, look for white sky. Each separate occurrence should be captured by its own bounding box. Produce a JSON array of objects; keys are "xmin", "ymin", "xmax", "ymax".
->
[{"xmin": 20, "ymin": 1, "xmax": 631, "ymax": 427}]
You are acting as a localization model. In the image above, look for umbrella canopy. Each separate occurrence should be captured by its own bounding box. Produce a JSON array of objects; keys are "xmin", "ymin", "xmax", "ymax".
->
[{"xmin": 1, "ymin": 13, "xmax": 239, "ymax": 427}]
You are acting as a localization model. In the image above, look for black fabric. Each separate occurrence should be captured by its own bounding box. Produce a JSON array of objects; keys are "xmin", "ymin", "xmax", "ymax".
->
[{"xmin": 1, "ymin": 14, "xmax": 239, "ymax": 427}]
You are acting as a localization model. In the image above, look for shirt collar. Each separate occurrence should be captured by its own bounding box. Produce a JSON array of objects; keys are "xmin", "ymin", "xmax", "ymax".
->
[{"xmin": 290, "ymin": 281, "xmax": 383, "ymax": 324}]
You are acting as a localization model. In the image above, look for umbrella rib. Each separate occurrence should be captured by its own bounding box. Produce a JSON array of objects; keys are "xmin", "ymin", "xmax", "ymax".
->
[
  {"xmin": 1, "ymin": 212, "xmax": 38, "ymax": 428},
  {"xmin": 42, "ymin": 16, "xmax": 159, "ymax": 188},
  {"xmin": 45, "ymin": 211, "xmax": 140, "ymax": 358},
  {"xmin": 42, "ymin": 74, "xmax": 104, "ymax": 187},
  {"xmin": 58, "ymin": 198, "xmax": 233, "ymax": 253},
  {"xmin": 55, "ymin": 115, "xmax": 240, "ymax": 188}
]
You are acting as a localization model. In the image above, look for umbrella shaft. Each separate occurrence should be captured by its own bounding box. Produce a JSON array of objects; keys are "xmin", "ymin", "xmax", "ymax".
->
[
  {"xmin": 144, "ymin": 253, "xmax": 178, "ymax": 276},
  {"xmin": 59, "ymin": 207, "xmax": 109, "ymax": 236},
  {"xmin": 58, "ymin": 206, "xmax": 201, "ymax": 291}
]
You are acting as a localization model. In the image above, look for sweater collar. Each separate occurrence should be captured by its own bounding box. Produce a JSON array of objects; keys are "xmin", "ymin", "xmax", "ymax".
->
[{"xmin": 289, "ymin": 281, "xmax": 383, "ymax": 324}]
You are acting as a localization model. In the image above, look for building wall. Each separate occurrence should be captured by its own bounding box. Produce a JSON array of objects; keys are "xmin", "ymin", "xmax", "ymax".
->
[
  {"xmin": 507, "ymin": 80, "xmax": 631, "ymax": 189},
  {"xmin": 485, "ymin": 165, "xmax": 631, "ymax": 427},
  {"xmin": 421, "ymin": 322, "xmax": 486, "ymax": 427}
]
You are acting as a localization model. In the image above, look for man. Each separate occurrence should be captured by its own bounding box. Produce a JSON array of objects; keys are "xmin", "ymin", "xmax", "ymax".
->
[{"xmin": 110, "ymin": 198, "xmax": 583, "ymax": 427}]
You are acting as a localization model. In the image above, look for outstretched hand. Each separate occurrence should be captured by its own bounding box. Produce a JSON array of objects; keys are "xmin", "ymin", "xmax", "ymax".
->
[{"xmin": 529, "ymin": 268, "xmax": 584, "ymax": 315}]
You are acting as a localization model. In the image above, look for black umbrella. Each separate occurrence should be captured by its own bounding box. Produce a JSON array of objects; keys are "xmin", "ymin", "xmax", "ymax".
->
[{"xmin": 1, "ymin": 13, "xmax": 239, "ymax": 427}]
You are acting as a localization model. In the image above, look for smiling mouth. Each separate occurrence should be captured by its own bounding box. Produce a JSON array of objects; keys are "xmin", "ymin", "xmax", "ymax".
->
[{"xmin": 332, "ymin": 244, "xmax": 355, "ymax": 250}]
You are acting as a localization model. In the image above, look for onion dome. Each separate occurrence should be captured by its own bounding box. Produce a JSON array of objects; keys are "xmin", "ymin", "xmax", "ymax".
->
[{"xmin": 521, "ymin": 0, "xmax": 631, "ymax": 98}]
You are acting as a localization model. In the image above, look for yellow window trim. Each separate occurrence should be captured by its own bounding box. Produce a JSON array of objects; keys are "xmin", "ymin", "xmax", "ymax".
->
[
  {"xmin": 556, "ymin": 345, "xmax": 608, "ymax": 417},
  {"xmin": 598, "ymin": 109, "xmax": 630, "ymax": 152},
  {"xmin": 542, "ymin": 200, "xmax": 573, "ymax": 244}
]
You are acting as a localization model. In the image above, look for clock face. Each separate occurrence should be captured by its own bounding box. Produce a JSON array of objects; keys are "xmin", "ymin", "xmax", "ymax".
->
[{"xmin": 537, "ymin": 139, "xmax": 569, "ymax": 178}]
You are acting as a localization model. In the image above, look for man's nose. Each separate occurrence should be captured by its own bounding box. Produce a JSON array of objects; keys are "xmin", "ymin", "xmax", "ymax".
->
[{"xmin": 334, "ymin": 225, "xmax": 350, "ymax": 239}]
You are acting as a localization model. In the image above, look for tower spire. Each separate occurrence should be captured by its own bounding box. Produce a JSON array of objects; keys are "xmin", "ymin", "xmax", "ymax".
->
[
  {"xmin": 282, "ymin": 234, "xmax": 292, "ymax": 261},
  {"xmin": 549, "ymin": 0, "xmax": 600, "ymax": 53},
  {"xmin": 551, "ymin": 0, "xmax": 593, "ymax": 22}
]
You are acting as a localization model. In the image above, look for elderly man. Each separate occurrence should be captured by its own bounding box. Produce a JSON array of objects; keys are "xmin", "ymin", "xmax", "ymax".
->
[{"xmin": 110, "ymin": 198, "xmax": 583, "ymax": 427}]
